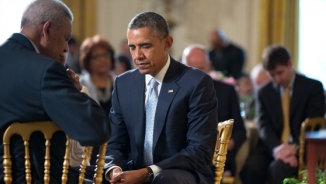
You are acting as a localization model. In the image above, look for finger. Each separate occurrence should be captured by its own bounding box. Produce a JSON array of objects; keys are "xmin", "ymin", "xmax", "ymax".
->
[
  {"xmin": 78, "ymin": 84, "xmax": 83, "ymax": 91},
  {"xmin": 66, "ymin": 69, "xmax": 75, "ymax": 79},
  {"xmin": 74, "ymin": 75, "xmax": 80, "ymax": 82},
  {"xmin": 110, "ymin": 174, "xmax": 123, "ymax": 182}
]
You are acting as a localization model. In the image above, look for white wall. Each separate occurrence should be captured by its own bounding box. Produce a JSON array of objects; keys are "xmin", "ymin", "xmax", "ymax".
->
[{"xmin": 97, "ymin": 0, "xmax": 260, "ymax": 73}]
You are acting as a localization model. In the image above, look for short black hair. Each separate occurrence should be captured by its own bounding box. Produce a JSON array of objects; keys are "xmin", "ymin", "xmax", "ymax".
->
[
  {"xmin": 262, "ymin": 45, "xmax": 291, "ymax": 71},
  {"xmin": 68, "ymin": 36, "xmax": 77, "ymax": 46},
  {"xmin": 128, "ymin": 11, "xmax": 169, "ymax": 39},
  {"xmin": 116, "ymin": 54, "xmax": 132, "ymax": 71}
]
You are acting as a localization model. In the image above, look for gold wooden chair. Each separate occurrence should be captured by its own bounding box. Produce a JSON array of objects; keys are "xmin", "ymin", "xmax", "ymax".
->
[
  {"xmin": 2, "ymin": 121, "xmax": 108, "ymax": 184},
  {"xmin": 212, "ymin": 119, "xmax": 234, "ymax": 184},
  {"xmin": 298, "ymin": 117, "xmax": 326, "ymax": 181}
]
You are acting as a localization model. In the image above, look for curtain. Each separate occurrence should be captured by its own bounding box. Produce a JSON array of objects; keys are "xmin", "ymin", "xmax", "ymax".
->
[
  {"xmin": 258, "ymin": 0, "xmax": 299, "ymax": 68},
  {"xmin": 62, "ymin": 0, "xmax": 97, "ymax": 44}
]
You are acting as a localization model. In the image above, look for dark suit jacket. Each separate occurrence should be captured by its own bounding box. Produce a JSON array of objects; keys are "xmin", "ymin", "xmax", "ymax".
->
[
  {"xmin": 214, "ymin": 81, "xmax": 246, "ymax": 174},
  {"xmin": 209, "ymin": 43, "xmax": 245, "ymax": 79},
  {"xmin": 0, "ymin": 33, "xmax": 110, "ymax": 184},
  {"xmin": 255, "ymin": 73, "xmax": 325, "ymax": 156},
  {"xmin": 213, "ymin": 80, "xmax": 246, "ymax": 155},
  {"xmin": 106, "ymin": 58, "xmax": 218, "ymax": 184}
]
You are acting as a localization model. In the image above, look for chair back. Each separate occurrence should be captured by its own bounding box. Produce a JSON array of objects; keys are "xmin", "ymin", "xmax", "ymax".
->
[
  {"xmin": 212, "ymin": 119, "xmax": 234, "ymax": 184},
  {"xmin": 2, "ymin": 121, "xmax": 107, "ymax": 184},
  {"xmin": 298, "ymin": 117, "xmax": 326, "ymax": 180}
]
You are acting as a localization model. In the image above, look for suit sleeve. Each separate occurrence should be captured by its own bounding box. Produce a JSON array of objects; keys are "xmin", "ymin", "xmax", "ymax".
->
[
  {"xmin": 256, "ymin": 88, "xmax": 280, "ymax": 155},
  {"xmin": 104, "ymin": 76, "xmax": 130, "ymax": 170},
  {"xmin": 229, "ymin": 87, "xmax": 246, "ymax": 154},
  {"xmin": 156, "ymin": 74, "xmax": 218, "ymax": 171},
  {"xmin": 41, "ymin": 61, "xmax": 110, "ymax": 146},
  {"xmin": 306, "ymin": 81, "xmax": 325, "ymax": 117}
]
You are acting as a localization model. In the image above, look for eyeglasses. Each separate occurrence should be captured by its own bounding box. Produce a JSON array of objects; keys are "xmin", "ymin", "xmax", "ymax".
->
[{"xmin": 90, "ymin": 53, "xmax": 111, "ymax": 60}]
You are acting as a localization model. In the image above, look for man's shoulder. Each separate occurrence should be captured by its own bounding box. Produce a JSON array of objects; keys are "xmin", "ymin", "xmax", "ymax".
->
[
  {"xmin": 258, "ymin": 81, "xmax": 274, "ymax": 94},
  {"xmin": 115, "ymin": 68, "xmax": 141, "ymax": 84},
  {"xmin": 213, "ymin": 80, "xmax": 235, "ymax": 91},
  {"xmin": 296, "ymin": 73, "xmax": 323, "ymax": 87},
  {"xmin": 181, "ymin": 65, "xmax": 211, "ymax": 81},
  {"xmin": 228, "ymin": 43, "xmax": 244, "ymax": 52}
]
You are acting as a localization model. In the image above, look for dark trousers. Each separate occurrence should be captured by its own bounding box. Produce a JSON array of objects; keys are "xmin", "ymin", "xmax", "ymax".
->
[
  {"xmin": 240, "ymin": 150, "xmax": 297, "ymax": 184},
  {"xmin": 101, "ymin": 169, "xmax": 207, "ymax": 184},
  {"xmin": 152, "ymin": 169, "xmax": 199, "ymax": 184}
]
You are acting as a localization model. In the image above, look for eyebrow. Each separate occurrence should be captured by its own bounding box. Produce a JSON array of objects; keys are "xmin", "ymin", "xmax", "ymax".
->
[{"xmin": 129, "ymin": 42, "xmax": 152, "ymax": 47}]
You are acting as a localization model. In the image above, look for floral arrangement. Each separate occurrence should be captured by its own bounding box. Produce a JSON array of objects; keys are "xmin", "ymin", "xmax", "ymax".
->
[{"xmin": 283, "ymin": 169, "xmax": 325, "ymax": 184}]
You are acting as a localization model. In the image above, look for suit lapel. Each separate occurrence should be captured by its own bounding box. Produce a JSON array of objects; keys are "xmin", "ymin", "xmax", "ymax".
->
[
  {"xmin": 130, "ymin": 72, "xmax": 146, "ymax": 165},
  {"xmin": 269, "ymin": 83, "xmax": 283, "ymax": 128},
  {"xmin": 290, "ymin": 74, "xmax": 303, "ymax": 120},
  {"xmin": 153, "ymin": 59, "xmax": 180, "ymax": 150}
]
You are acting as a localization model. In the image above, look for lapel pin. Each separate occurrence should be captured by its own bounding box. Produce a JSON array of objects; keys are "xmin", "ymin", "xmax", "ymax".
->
[{"xmin": 168, "ymin": 89, "xmax": 174, "ymax": 93}]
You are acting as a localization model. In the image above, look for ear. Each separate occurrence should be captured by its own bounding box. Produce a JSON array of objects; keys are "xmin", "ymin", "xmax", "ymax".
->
[
  {"xmin": 205, "ymin": 61, "xmax": 212, "ymax": 72},
  {"xmin": 164, "ymin": 36, "xmax": 173, "ymax": 51},
  {"xmin": 42, "ymin": 20, "xmax": 52, "ymax": 41},
  {"xmin": 287, "ymin": 59, "xmax": 293, "ymax": 68}
]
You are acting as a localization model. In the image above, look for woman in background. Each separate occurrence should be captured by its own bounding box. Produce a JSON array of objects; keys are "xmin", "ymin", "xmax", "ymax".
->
[
  {"xmin": 79, "ymin": 35, "xmax": 115, "ymax": 166},
  {"xmin": 79, "ymin": 35, "xmax": 115, "ymax": 115}
]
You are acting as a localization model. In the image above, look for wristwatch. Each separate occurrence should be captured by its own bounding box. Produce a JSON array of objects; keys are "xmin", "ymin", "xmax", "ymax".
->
[{"xmin": 146, "ymin": 166, "xmax": 154, "ymax": 183}]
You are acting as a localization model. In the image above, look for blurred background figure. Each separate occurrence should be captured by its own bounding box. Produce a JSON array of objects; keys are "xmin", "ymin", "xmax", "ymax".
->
[
  {"xmin": 209, "ymin": 29, "xmax": 246, "ymax": 80},
  {"xmin": 182, "ymin": 44, "xmax": 246, "ymax": 178},
  {"xmin": 79, "ymin": 34, "xmax": 115, "ymax": 116},
  {"xmin": 250, "ymin": 63, "xmax": 271, "ymax": 90},
  {"xmin": 237, "ymin": 74, "xmax": 255, "ymax": 120},
  {"xmin": 119, "ymin": 38, "xmax": 133, "ymax": 66},
  {"xmin": 65, "ymin": 36, "xmax": 81, "ymax": 74},
  {"xmin": 79, "ymin": 34, "xmax": 115, "ymax": 165},
  {"xmin": 114, "ymin": 54, "xmax": 133, "ymax": 75}
]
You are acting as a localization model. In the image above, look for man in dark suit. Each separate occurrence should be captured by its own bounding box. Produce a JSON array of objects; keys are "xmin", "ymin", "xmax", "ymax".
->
[
  {"xmin": 0, "ymin": 0, "xmax": 110, "ymax": 183},
  {"xmin": 105, "ymin": 12, "xmax": 218, "ymax": 184},
  {"xmin": 240, "ymin": 45, "xmax": 325, "ymax": 184},
  {"xmin": 209, "ymin": 29, "xmax": 245, "ymax": 79},
  {"xmin": 182, "ymin": 44, "xmax": 246, "ymax": 177}
]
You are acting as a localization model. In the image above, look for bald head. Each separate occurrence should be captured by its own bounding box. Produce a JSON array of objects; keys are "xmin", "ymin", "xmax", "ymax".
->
[
  {"xmin": 250, "ymin": 63, "xmax": 271, "ymax": 88},
  {"xmin": 21, "ymin": 0, "xmax": 73, "ymax": 29},
  {"xmin": 182, "ymin": 44, "xmax": 211, "ymax": 72}
]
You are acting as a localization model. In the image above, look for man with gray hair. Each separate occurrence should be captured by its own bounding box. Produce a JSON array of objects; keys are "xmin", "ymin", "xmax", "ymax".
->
[
  {"xmin": 0, "ymin": 0, "xmax": 110, "ymax": 183},
  {"xmin": 105, "ymin": 12, "xmax": 218, "ymax": 183}
]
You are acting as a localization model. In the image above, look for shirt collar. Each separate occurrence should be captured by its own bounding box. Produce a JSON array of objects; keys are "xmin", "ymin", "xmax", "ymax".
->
[
  {"xmin": 288, "ymin": 71, "xmax": 295, "ymax": 89},
  {"xmin": 145, "ymin": 56, "xmax": 170, "ymax": 86},
  {"xmin": 19, "ymin": 33, "xmax": 40, "ymax": 53}
]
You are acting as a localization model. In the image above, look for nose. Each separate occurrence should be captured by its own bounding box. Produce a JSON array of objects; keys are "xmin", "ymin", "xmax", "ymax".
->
[
  {"xmin": 273, "ymin": 75, "xmax": 281, "ymax": 85},
  {"xmin": 64, "ymin": 42, "xmax": 69, "ymax": 53},
  {"xmin": 133, "ymin": 47, "xmax": 144, "ymax": 60}
]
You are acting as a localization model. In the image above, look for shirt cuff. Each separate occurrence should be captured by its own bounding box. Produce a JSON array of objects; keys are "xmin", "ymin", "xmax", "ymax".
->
[
  {"xmin": 105, "ymin": 166, "xmax": 122, "ymax": 181},
  {"xmin": 148, "ymin": 165, "xmax": 162, "ymax": 176}
]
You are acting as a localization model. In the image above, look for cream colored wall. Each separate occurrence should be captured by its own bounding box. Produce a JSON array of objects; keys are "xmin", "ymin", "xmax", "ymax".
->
[{"xmin": 97, "ymin": 0, "xmax": 260, "ymax": 73}]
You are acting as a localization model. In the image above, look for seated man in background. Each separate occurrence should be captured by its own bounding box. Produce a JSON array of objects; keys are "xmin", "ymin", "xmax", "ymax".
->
[
  {"xmin": 182, "ymin": 44, "xmax": 246, "ymax": 177},
  {"xmin": 209, "ymin": 29, "xmax": 246, "ymax": 79},
  {"xmin": 0, "ymin": 0, "xmax": 110, "ymax": 183},
  {"xmin": 240, "ymin": 45, "xmax": 325, "ymax": 184}
]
